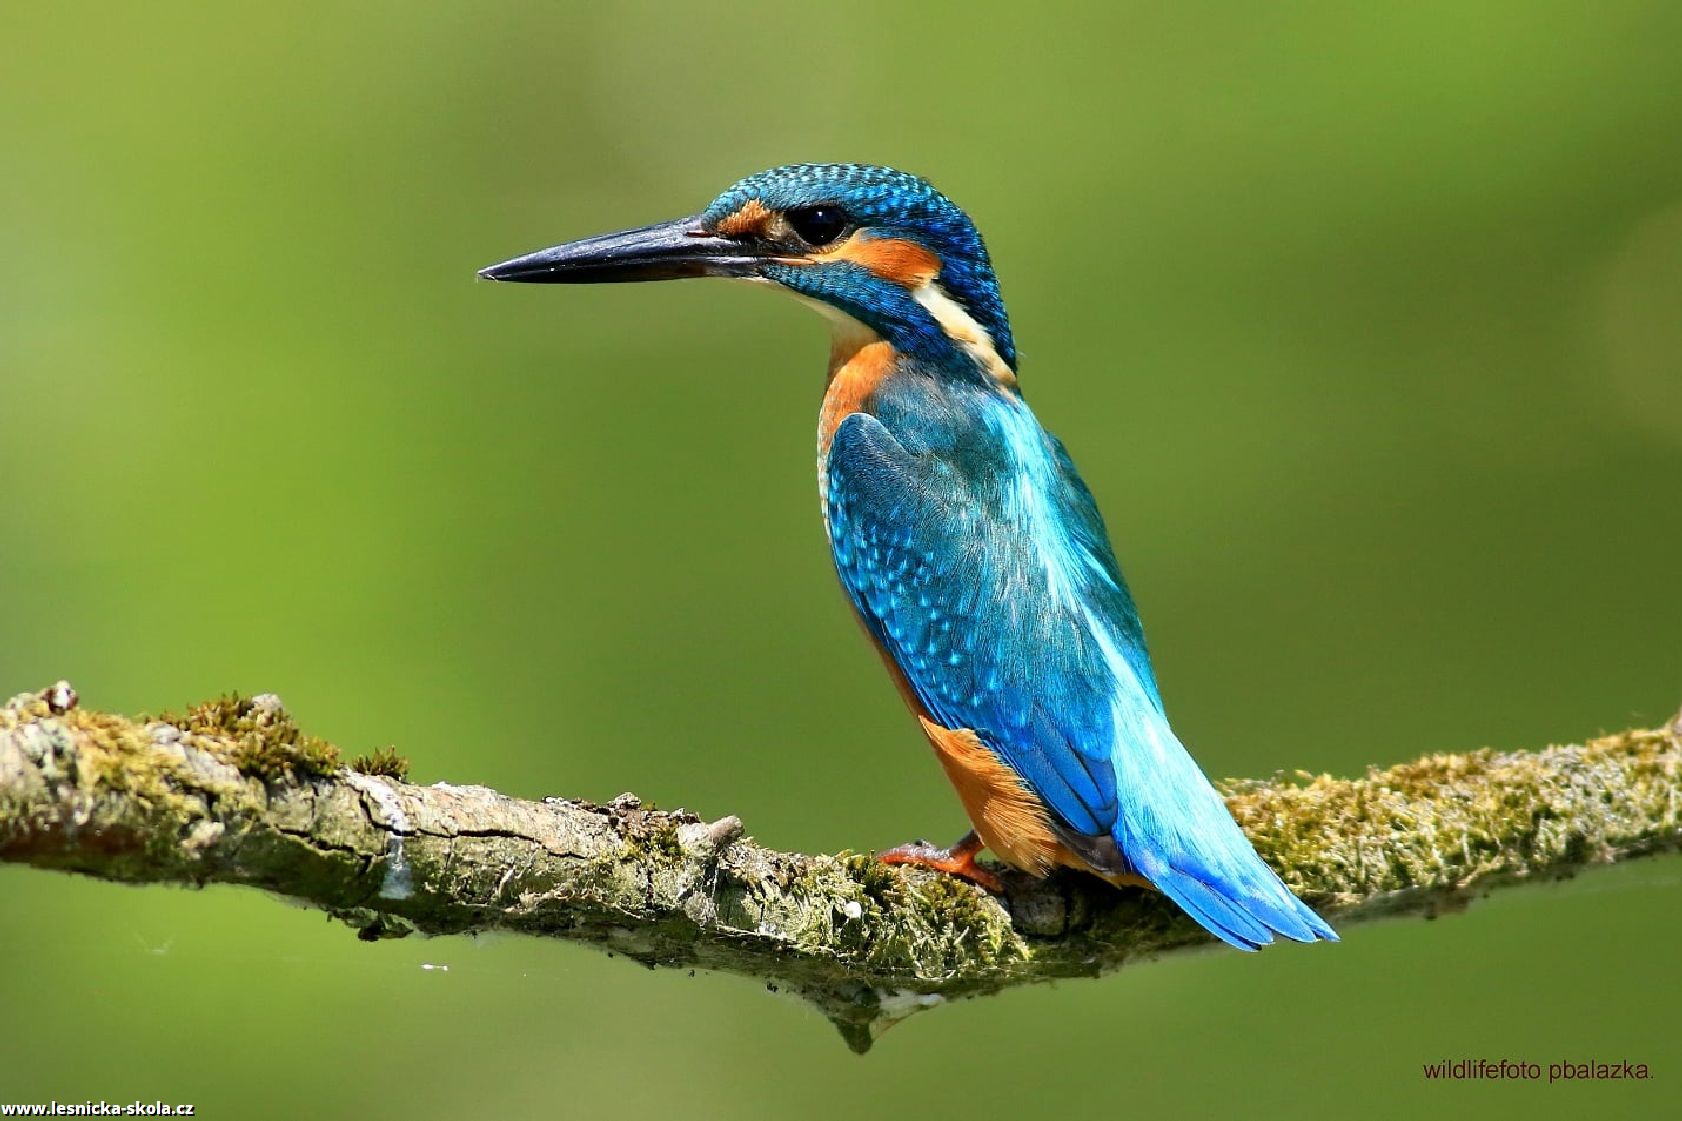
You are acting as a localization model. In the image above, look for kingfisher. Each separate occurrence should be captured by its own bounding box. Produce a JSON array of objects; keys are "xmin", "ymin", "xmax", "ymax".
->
[{"xmin": 480, "ymin": 164, "xmax": 1337, "ymax": 950}]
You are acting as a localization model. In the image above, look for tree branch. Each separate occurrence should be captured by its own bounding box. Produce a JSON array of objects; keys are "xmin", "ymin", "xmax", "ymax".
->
[{"xmin": 2, "ymin": 683, "xmax": 1678, "ymax": 1051}]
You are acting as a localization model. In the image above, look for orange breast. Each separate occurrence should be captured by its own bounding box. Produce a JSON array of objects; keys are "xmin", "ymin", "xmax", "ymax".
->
[{"xmin": 817, "ymin": 335, "xmax": 896, "ymax": 462}]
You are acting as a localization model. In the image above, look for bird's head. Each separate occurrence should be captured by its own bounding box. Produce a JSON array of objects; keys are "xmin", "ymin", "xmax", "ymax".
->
[{"xmin": 480, "ymin": 164, "xmax": 1016, "ymax": 383}]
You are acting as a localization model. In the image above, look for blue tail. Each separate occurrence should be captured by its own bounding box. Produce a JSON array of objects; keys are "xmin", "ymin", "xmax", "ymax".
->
[
  {"xmin": 1111, "ymin": 704, "xmax": 1338, "ymax": 951},
  {"xmin": 1129, "ymin": 838, "xmax": 1339, "ymax": 951}
]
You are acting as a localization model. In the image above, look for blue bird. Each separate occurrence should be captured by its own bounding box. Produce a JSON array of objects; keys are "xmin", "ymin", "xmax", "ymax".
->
[{"xmin": 480, "ymin": 164, "xmax": 1337, "ymax": 950}]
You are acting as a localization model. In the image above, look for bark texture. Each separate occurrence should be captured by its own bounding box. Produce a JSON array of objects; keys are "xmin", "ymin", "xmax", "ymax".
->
[{"xmin": 2, "ymin": 683, "xmax": 1678, "ymax": 1051}]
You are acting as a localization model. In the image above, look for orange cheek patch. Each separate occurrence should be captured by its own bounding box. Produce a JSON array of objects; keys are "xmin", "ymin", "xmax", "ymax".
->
[
  {"xmin": 824, "ymin": 235, "xmax": 942, "ymax": 287},
  {"xmin": 714, "ymin": 198, "xmax": 773, "ymax": 237}
]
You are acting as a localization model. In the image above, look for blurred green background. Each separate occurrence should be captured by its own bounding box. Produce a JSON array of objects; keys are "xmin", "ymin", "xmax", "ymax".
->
[{"xmin": 4, "ymin": 2, "xmax": 1680, "ymax": 1117}]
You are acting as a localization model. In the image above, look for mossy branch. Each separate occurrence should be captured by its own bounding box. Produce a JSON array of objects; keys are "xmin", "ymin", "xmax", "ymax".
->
[{"xmin": 2, "ymin": 683, "xmax": 1678, "ymax": 1052}]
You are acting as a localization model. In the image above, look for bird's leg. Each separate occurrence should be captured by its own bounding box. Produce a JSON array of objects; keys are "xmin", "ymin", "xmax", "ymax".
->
[{"xmin": 877, "ymin": 830, "xmax": 1003, "ymax": 893}]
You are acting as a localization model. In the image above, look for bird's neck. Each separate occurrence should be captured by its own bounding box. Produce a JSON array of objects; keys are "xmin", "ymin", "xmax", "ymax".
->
[
  {"xmin": 776, "ymin": 255, "xmax": 1017, "ymax": 392},
  {"xmin": 813, "ymin": 291, "xmax": 1018, "ymax": 445},
  {"xmin": 814, "ymin": 314, "xmax": 1023, "ymax": 516}
]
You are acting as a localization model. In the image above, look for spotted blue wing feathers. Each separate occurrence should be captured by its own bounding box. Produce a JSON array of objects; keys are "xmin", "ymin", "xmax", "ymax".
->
[
  {"xmin": 827, "ymin": 408, "xmax": 1336, "ymax": 950},
  {"xmin": 827, "ymin": 411, "xmax": 1121, "ymax": 836}
]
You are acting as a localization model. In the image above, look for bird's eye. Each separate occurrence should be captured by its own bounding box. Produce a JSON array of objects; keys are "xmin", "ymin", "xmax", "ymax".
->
[{"xmin": 785, "ymin": 205, "xmax": 852, "ymax": 247}]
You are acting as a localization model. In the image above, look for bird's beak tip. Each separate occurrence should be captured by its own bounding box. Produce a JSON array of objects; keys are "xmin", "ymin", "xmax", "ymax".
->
[
  {"xmin": 478, "ymin": 255, "xmax": 551, "ymax": 283},
  {"xmin": 478, "ymin": 215, "xmax": 765, "ymax": 286}
]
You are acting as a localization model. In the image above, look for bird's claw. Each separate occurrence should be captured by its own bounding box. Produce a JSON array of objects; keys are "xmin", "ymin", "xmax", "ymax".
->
[{"xmin": 877, "ymin": 832, "xmax": 1004, "ymax": 893}]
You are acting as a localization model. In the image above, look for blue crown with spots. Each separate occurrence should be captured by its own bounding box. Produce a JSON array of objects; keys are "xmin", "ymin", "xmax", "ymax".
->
[{"xmin": 703, "ymin": 164, "xmax": 1018, "ymax": 370}]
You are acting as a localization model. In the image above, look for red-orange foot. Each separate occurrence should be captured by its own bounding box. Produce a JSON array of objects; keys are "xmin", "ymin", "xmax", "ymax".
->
[{"xmin": 877, "ymin": 830, "xmax": 1004, "ymax": 893}]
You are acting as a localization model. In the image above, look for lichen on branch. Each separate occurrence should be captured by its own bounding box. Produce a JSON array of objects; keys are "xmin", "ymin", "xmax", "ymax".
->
[{"xmin": 1, "ymin": 683, "xmax": 1678, "ymax": 1052}]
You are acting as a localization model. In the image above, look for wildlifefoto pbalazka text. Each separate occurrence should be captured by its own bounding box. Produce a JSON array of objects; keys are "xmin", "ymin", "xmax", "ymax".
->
[{"xmin": 1421, "ymin": 1059, "xmax": 1650, "ymax": 1083}]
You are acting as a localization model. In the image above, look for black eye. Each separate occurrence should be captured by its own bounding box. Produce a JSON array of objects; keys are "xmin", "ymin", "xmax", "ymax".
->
[{"xmin": 785, "ymin": 205, "xmax": 852, "ymax": 247}]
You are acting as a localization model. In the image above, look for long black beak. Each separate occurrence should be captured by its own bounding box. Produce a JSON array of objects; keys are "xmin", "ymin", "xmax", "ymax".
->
[{"xmin": 478, "ymin": 214, "xmax": 768, "ymax": 284}]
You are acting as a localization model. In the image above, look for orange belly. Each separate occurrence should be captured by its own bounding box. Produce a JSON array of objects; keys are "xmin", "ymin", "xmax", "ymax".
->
[
  {"xmin": 852, "ymin": 621, "xmax": 1094, "ymax": 877},
  {"xmin": 917, "ymin": 714, "xmax": 1155, "ymax": 889},
  {"xmin": 914, "ymin": 717, "xmax": 1072, "ymax": 876}
]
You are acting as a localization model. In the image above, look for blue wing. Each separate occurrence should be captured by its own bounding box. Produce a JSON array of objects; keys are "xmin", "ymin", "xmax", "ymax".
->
[
  {"xmin": 825, "ymin": 409, "xmax": 1138, "ymax": 838},
  {"xmin": 826, "ymin": 406, "xmax": 1336, "ymax": 949}
]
